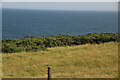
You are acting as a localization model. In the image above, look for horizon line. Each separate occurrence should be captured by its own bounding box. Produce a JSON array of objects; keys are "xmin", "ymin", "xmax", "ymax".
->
[{"xmin": 2, "ymin": 8, "xmax": 118, "ymax": 12}]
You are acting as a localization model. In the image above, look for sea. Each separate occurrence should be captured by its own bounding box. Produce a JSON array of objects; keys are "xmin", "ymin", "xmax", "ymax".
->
[{"xmin": 2, "ymin": 9, "xmax": 118, "ymax": 39}]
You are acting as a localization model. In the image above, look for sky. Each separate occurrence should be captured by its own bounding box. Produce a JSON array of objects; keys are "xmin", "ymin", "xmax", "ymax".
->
[
  {"xmin": 2, "ymin": 2, "xmax": 118, "ymax": 11},
  {"xmin": 1, "ymin": 0, "xmax": 119, "ymax": 2}
]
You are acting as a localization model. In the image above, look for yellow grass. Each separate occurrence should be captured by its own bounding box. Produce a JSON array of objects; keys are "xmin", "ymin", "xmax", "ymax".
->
[
  {"xmin": 0, "ymin": 54, "xmax": 2, "ymax": 78},
  {"xmin": 2, "ymin": 42, "xmax": 118, "ymax": 78}
]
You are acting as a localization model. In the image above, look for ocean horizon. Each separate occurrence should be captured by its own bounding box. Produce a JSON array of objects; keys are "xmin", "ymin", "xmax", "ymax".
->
[{"xmin": 2, "ymin": 8, "xmax": 118, "ymax": 39}]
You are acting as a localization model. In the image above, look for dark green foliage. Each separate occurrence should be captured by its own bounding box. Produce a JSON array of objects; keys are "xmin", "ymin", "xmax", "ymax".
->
[{"xmin": 2, "ymin": 33, "xmax": 120, "ymax": 53}]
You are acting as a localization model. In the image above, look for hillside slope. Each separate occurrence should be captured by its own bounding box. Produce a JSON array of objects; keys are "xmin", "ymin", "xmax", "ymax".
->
[{"xmin": 3, "ymin": 42, "xmax": 118, "ymax": 78}]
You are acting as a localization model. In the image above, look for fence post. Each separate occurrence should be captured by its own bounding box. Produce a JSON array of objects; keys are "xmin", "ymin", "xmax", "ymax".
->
[{"xmin": 48, "ymin": 66, "xmax": 51, "ymax": 80}]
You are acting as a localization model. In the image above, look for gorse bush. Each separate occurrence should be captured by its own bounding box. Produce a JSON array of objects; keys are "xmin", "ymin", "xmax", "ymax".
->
[{"xmin": 2, "ymin": 33, "xmax": 120, "ymax": 53}]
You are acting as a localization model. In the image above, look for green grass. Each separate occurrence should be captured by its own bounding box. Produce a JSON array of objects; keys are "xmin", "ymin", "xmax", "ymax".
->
[{"xmin": 2, "ymin": 42, "xmax": 118, "ymax": 78}]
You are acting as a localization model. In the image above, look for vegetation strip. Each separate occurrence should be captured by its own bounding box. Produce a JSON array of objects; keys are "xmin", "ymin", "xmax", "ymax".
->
[{"xmin": 2, "ymin": 33, "xmax": 120, "ymax": 53}]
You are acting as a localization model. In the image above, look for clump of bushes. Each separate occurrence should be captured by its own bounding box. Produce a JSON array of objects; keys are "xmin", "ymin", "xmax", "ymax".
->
[{"xmin": 2, "ymin": 33, "xmax": 120, "ymax": 53}]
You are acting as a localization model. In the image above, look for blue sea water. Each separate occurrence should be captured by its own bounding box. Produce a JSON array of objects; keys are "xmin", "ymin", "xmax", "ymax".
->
[{"xmin": 2, "ymin": 9, "xmax": 118, "ymax": 39}]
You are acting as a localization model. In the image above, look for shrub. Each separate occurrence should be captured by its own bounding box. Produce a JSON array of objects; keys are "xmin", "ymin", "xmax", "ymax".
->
[{"xmin": 2, "ymin": 33, "xmax": 120, "ymax": 53}]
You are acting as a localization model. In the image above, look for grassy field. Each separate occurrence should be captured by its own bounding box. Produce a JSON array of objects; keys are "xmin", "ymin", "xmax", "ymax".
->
[
  {"xmin": 2, "ymin": 42, "xmax": 118, "ymax": 78},
  {"xmin": 0, "ymin": 54, "xmax": 2, "ymax": 78}
]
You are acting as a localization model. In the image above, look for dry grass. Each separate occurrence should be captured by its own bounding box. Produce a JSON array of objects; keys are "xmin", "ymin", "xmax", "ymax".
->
[
  {"xmin": 0, "ymin": 54, "xmax": 2, "ymax": 78},
  {"xmin": 2, "ymin": 42, "xmax": 118, "ymax": 78}
]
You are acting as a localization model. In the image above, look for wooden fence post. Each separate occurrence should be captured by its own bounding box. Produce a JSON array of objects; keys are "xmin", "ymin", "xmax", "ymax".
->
[{"xmin": 48, "ymin": 66, "xmax": 51, "ymax": 80}]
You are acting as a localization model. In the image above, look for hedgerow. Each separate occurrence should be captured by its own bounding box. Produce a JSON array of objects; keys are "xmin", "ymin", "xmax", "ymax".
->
[{"xmin": 2, "ymin": 33, "xmax": 120, "ymax": 53}]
